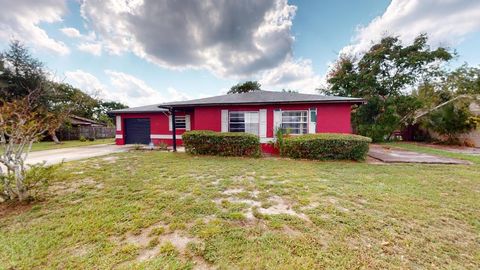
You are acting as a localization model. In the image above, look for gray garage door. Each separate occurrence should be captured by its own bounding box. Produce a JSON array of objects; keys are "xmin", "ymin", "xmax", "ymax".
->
[{"xmin": 124, "ymin": 118, "xmax": 150, "ymax": 144}]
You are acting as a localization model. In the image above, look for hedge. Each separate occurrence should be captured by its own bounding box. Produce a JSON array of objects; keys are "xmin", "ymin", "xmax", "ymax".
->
[
  {"xmin": 282, "ymin": 133, "xmax": 372, "ymax": 161},
  {"xmin": 182, "ymin": 130, "xmax": 261, "ymax": 157}
]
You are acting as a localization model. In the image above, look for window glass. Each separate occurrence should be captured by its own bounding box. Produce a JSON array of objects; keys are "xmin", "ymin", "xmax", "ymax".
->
[
  {"xmin": 229, "ymin": 111, "xmax": 259, "ymax": 135},
  {"xmin": 281, "ymin": 111, "xmax": 308, "ymax": 134}
]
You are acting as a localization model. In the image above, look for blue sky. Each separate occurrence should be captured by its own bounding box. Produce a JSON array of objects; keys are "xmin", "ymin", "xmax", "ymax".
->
[{"xmin": 1, "ymin": 0, "xmax": 479, "ymax": 107}]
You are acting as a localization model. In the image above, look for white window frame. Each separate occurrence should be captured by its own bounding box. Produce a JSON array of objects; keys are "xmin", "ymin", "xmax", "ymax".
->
[
  {"xmin": 281, "ymin": 110, "xmax": 308, "ymax": 135},
  {"xmin": 228, "ymin": 111, "xmax": 259, "ymax": 136}
]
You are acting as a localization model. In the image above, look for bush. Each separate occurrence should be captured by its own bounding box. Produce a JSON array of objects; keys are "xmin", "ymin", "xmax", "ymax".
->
[
  {"xmin": 182, "ymin": 130, "xmax": 261, "ymax": 157},
  {"xmin": 282, "ymin": 133, "xmax": 371, "ymax": 161},
  {"xmin": 79, "ymin": 136, "xmax": 87, "ymax": 142}
]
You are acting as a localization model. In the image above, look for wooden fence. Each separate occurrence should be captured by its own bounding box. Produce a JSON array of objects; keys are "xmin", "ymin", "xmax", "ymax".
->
[{"xmin": 56, "ymin": 126, "xmax": 116, "ymax": 141}]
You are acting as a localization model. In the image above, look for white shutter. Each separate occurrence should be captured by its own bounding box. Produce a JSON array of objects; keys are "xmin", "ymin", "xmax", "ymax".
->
[
  {"xmin": 273, "ymin": 109, "xmax": 282, "ymax": 132},
  {"xmin": 168, "ymin": 115, "xmax": 172, "ymax": 131},
  {"xmin": 116, "ymin": 116, "xmax": 122, "ymax": 131},
  {"xmin": 221, "ymin": 110, "xmax": 228, "ymax": 132},
  {"xmin": 185, "ymin": 115, "xmax": 191, "ymax": 131},
  {"xmin": 259, "ymin": 109, "xmax": 267, "ymax": 138},
  {"xmin": 308, "ymin": 108, "xmax": 317, "ymax": 134}
]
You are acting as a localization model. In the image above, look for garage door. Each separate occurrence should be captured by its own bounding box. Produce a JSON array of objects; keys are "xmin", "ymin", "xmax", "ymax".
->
[{"xmin": 124, "ymin": 118, "xmax": 150, "ymax": 144}]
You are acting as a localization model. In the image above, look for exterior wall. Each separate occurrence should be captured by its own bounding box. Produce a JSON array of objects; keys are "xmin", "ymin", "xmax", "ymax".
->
[
  {"xmin": 193, "ymin": 103, "xmax": 352, "ymax": 136},
  {"xmin": 115, "ymin": 103, "xmax": 353, "ymax": 149},
  {"xmin": 115, "ymin": 112, "xmax": 190, "ymax": 146}
]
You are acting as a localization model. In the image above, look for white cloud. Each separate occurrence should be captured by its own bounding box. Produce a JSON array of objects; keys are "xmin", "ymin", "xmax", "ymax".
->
[
  {"xmin": 60, "ymin": 27, "xmax": 81, "ymax": 38},
  {"xmin": 78, "ymin": 42, "xmax": 102, "ymax": 56},
  {"xmin": 64, "ymin": 69, "xmax": 108, "ymax": 98},
  {"xmin": 260, "ymin": 58, "xmax": 324, "ymax": 93},
  {"xmin": 80, "ymin": 0, "xmax": 296, "ymax": 77},
  {"xmin": 0, "ymin": 0, "xmax": 69, "ymax": 55},
  {"xmin": 65, "ymin": 69, "xmax": 192, "ymax": 107},
  {"xmin": 342, "ymin": 0, "xmax": 480, "ymax": 56}
]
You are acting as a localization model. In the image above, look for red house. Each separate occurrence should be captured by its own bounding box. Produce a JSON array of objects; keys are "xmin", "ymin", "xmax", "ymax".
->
[{"xmin": 110, "ymin": 90, "xmax": 363, "ymax": 152}]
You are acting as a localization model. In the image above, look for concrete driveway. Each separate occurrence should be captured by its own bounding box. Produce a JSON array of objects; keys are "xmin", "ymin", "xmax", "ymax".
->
[
  {"xmin": 25, "ymin": 144, "xmax": 132, "ymax": 166},
  {"xmin": 368, "ymin": 144, "xmax": 471, "ymax": 164}
]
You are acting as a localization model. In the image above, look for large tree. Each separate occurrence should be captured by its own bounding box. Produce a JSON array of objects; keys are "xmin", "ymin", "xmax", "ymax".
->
[
  {"xmin": 324, "ymin": 34, "xmax": 453, "ymax": 141},
  {"xmin": 228, "ymin": 81, "xmax": 261, "ymax": 94},
  {"xmin": 0, "ymin": 41, "xmax": 128, "ymax": 140}
]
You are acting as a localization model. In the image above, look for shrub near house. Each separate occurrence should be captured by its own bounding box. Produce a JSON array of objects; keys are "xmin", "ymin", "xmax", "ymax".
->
[
  {"xmin": 282, "ymin": 133, "xmax": 371, "ymax": 161},
  {"xmin": 182, "ymin": 130, "xmax": 261, "ymax": 157}
]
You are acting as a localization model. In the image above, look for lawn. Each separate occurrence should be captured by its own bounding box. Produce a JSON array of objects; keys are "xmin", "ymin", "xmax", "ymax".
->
[
  {"xmin": 0, "ymin": 148, "xmax": 479, "ymax": 269},
  {"xmin": 28, "ymin": 138, "xmax": 115, "ymax": 152}
]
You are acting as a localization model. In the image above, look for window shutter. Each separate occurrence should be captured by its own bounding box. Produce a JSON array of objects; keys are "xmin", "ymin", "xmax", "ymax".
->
[
  {"xmin": 273, "ymin": 109, "xmax": 282, "ymax": 132},
  {"xmin": 168, "ymin": 115, "xmax": 172, "ymax": 131},
  {"xmin": 185, "ymin": 115, "xmax": 191, "ymax": 131},
  {"xmin": 259, "ymin": 109, "xmax": 267, "ymax": 138},
  {"xmin": 309, "ymin": 108, "xmax": 317, "ymax": 134},
  {"xmin": 221, "ymin": 110, "xmax": 228, "ymax": 132},
  {"xmin": 116, "ymin": 116, "xmax": 122, "ymax": 131}
]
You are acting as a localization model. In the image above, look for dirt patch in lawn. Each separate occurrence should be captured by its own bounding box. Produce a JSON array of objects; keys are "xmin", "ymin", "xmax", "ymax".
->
[
  {"xmin": 113, "ymin": 222, "xmax": 212, "ymax": 269},
  {"xmin": 48, "ymin": 178, "xmax": 103, "ymax": 195},
  {"xmin": 258, "ymin": 195, "xmax": 310, "ymax": 221},
  {"xmin": 214, "ymin": 190, "xmax": 310, "ymax": 222},
  {"xmin": 0, "ymin": 201, "xmax": 34, "ymax": 219},
  {"xmin": 102, "ymin": 156, "xmax": 119, "ymax": 163}
]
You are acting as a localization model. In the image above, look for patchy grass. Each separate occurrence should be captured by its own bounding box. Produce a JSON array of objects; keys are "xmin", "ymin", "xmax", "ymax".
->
[
  {"xmin": 28, "ymin": 138, "xmax": 115, "ymax": 152},
  {"xmin": 0, "ymin": 151, "xmax": 479, "ymax": 269}
]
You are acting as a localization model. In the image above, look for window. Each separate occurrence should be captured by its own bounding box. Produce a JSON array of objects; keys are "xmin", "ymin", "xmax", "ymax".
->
[
  {"xmin": 281, "ymin": 111, "xmax": 308, "ymax": 134},
  {"xmin": 175, "ymin": 116, "xmax": 186, "ymax": 129},
  {"xmin": 229, "ymin": 111, "xmax": 259, "ymax": 135}
]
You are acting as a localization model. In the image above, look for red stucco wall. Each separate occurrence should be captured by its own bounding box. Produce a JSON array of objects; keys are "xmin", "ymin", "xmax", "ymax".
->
[
  {"xmin": 116, "ymin": 112, "xmax": 188, "ymax": 146},
  {"xmin": 115, "ymin": 103, "xmax": 353, "ymax": 147}
]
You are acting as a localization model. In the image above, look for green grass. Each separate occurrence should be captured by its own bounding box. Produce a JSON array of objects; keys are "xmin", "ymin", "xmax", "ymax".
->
[
  {"xmin": 0, "ymin": 150, "xmax": 479, "ymax": 269},
  {"xmin": 28, "ymin": 138, "xmax": 115, "ymax": 152}
]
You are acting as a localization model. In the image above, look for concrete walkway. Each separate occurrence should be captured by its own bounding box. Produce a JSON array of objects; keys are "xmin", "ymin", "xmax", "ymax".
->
[
  {"xmin": 368, "ymin": 145, "xmax": 471, "ymax": 164},
  {"xmin": 25, "ymin": 144, "xmax": 132, "ymax": 165}
]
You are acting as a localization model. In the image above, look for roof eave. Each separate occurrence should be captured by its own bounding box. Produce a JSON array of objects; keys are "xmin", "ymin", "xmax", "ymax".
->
[{"xmin": 161, "ymin": 99, "xmax": 365, "ymax": 108}]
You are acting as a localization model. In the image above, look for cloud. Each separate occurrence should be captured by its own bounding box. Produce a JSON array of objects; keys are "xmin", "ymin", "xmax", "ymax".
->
[
  {"xmin": 64, "ymin": 69, "xmax": 108, "ymax": 98},
  {"xmin": 60, "ymin": 27, "xmax": 81, "ymax": 38},
  {"xmin": 342, "ymin": 0, "xmax": 480, "ymax": 56},
  {"xmin": 259, "ymin": 58, "xmax": 324, "ymax": 93},
  {"xmin": 80, "ymin": 0, "xmax": 296, "ymax": 77},
  {"xmin": 0, "ymin": 0, "xmax": 69, "ymax": 55},
  {"xmin": 65, "ymin": 69, "xmax": 192, "ymax": 107},
  {"xmin": 78, "ymin": 42, "xmax": 102, "ymax": 56}
]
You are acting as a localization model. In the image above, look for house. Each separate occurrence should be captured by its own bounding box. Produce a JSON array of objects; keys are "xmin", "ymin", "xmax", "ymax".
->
[
  {"xmin": 56, "ymin": 115, "xmax": 114, "ymax": 141},
  {"xmin": 403, "ymin": 95, "xmax": 480, "ymax": 147},
  {"xmin": 110, "ymin": 90, "xmax": 364, "ymax": 152},
  {"xmin": 68, "ymin": 115, "xmax": 106, "ymax": 127}
]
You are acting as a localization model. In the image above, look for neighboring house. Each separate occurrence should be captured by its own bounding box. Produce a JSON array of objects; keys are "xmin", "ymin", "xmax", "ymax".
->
[
  {"xmin": 403, "ymin": 95, "xmax": 480, "ymax": 147},
  {"xmin": 56, "ymin": 115, "xmax": 115, "ymax": 141},
  {"xmin": 110, "ymin": 90, "xmax": 364, "ymax": 152},
  {"xmin": 68, "ymin": 115, "xmax": 106, "ymax": 127}
]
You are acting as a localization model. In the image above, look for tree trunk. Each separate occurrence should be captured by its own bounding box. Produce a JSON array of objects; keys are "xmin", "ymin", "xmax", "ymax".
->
[
  {"xmin": 14, "ymin": 165, "xmax": 28, "ymax": 201},
  {"xmin": 50, "ymin": 131, "xmax": 61, "ymax": 144}
]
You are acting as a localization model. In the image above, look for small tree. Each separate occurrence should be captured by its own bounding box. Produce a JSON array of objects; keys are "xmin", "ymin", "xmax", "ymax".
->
[
  {"xmin": 423, "ymin": 100, "xmax": 480, "ymax": 144},
  {"xmin": 0, "ymin": 96, "xmax": 56, "ymax": 201},
  {"xmin": 228, "ymin": 81, "xmax": 261, "ymax": 94}
]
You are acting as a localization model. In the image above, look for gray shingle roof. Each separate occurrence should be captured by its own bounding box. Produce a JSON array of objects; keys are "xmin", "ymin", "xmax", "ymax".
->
[
  {"xmin": 109, "ymin": 104, "xmax": 168, "ymax": 114},
  {"xmin": 163, "ymin": 90, "xmax": 363, "ymax": 107},
  {"xmin": 110, "ymin": 90, "xmax": 364, "ymax": 113}
]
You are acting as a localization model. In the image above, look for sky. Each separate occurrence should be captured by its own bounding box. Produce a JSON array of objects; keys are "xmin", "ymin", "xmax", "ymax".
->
[{"xmin": 1, "ymin": 0, "xmax": 480, "ymax": 107}]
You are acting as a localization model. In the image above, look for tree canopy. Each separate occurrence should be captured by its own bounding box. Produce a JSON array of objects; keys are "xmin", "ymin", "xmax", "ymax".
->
[
  {"xmin": 0, "ymin": 40, "xmax": 128, "ymax": 142},
  {"xmin": 324, "ymin": 34, "xmax": 454, "ymax": 142},
  {"xmin": 228, "ymin": 81, "xmax": 261, "ymax": 94}
]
